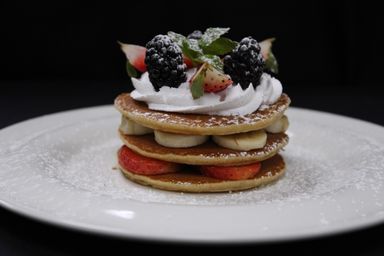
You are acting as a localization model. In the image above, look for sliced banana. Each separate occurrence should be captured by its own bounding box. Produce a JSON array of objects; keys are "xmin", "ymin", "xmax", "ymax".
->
[
  {"xmin": 119, "ymin": 116, "xmax": 153, "ymax": 135},
  {"xmin": 213, "ymin": 130, "xmax": 267, "ymax": 151},
  {"xmin": 154, "ymin": 130, "xmax": 209, "ymax": 148},
  {"xmin": 266, "ymin": 115, "xmax": 289, "ymax": 133}
]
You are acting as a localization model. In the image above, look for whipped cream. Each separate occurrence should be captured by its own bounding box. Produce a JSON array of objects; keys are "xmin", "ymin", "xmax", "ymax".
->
[{"xmin": 131, "ymin": 70, "xmax": 282, "ymax": 116}]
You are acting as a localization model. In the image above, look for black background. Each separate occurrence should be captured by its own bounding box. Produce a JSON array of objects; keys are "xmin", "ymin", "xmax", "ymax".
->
[
  {"xmin": 1, "ymin": 0, "xmax": 384, "ymax": 255},
  {"xmin": 1, "ymin": 1, "xmax": 383, "ymax": 87}
]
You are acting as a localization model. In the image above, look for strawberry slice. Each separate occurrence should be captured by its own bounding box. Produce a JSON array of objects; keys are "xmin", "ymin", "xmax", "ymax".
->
[
  {"xmin": 259, "ymin": 38, "xmax": 274, "ymax": 61},
  {"xmin": 119, "ymin": 43, "xmax": 147, "ymax": 73},
  {"xmin": 190, "ymin": 63, "xmax": 232, "ymax": 94},
  {"xmin": 203, "ymin": 65, "xmax": 232, "ymax": 93},
  {"xmin": 259, "ymin": 38, "xmax": 278, "ymax": 73},
  {"xmin": 200, "ymin": 162, "xmax": 261, "ymax": 180},
  {"xmin": 118, "ymin": 146, "xmax": 180, "ymax": 175}
]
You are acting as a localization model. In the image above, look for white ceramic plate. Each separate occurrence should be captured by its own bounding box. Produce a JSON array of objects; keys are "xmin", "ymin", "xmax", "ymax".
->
[{"xmin": 1, "ymin": 106, "xmax": 384, "ymax": 243}]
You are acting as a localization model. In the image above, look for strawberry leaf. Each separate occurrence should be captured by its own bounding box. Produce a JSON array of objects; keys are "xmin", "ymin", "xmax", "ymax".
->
[
  {"xmin": 126, "ymin": 60, "xmax": 138, "ymax": 78},
  {"xmin": 202, "ymin": 37, "xmax": 237, "ymax": 55},
  {"xmin": 190, "ymin": 65, "xmax": 206, "ymax": 99},
  {"xmin": 199, "ymin": 27, "xmax": 230, "ymax": 48}
]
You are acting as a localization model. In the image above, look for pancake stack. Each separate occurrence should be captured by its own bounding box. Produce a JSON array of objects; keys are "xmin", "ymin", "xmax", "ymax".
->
[
  {"xmin": 115, "ymin": 93, "xmax": 290, "ymax": 192},
  {"xmin": 115, "ymin": 28, "xmax": 291, "ymax": 192}
]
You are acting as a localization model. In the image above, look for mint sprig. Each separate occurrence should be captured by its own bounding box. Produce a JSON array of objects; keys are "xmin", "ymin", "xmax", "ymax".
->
[
  {"xmin": 196, "ymin": 54, "xmax": 223, "ymax": 72},
  {"xmin": 201, "ymin": 37, "xmax": 237, "ymax": 55},
  {"xmin": 199, "ymin": 27, "xmax": 230, "ymax": 48},
  {"xmin": 168, "ymin": 28, "xmax": 237, "ymax": 70},
  {"xmin": 168, "ymin": 31, "xmax": 187, "ymax": 48},
  {"xmin": 181, "ymin": 39, "xmax": 203, "ymax": 61},
  {"xmin": 167, "ymin": 31, "xmax": 186, "ymax": 47}
]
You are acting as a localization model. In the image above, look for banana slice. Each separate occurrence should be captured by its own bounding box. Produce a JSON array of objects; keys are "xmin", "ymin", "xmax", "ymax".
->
[
  {"xmin": 119, "ymin": 116, "xmax": 153, "ymax": 135},
  {"xmin": 154, "ymin": 130, "xmax": 209, "ymax": 148},
  {"xmin": 266, "ymin": 115, "xmax": 289, "ymax": 133},
  {"xmin": 213, "ymin": 130, "xmax": 267, "ymax": 151}
]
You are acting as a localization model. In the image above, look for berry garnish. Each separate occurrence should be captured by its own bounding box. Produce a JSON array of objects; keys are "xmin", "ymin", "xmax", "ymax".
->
[
  {"xmin": 259, "ymin": 38, "xmax": 279, "ymax": 74},
  {"xmin": 190, "ymin": 63, "xmax": 232, "ymax": 98},
  {"xmin": 223, "ymin": 37, "xmax": 264, "ymax": 90},
  {"xmin": 119, "ymin": 28, "xmax": 279, "ymax": 98},
  {"xmin": 145, "ymin": 35, "xmax": 187, "ymax": 91},
  {"xmin": 118, "ymin": 146, "xmax": 180, "ymax": 175},
  {"xmin": 119, "ymin": 43, "xmax": 147, "ymax": 77},
  {"xmin": 200, "ymin": 162, "xmax": 261, "ymax": 180}
]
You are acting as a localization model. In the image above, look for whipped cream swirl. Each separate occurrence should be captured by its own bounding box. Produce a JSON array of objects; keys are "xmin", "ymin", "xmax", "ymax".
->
[{"xmin": 131, "ymin": 70, "xmax": 282, "ymax": 116}]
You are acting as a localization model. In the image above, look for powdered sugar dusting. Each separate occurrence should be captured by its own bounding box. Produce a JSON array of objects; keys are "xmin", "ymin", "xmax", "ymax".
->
[
  {"xmin": 1, "ymin": 110, "xmax": 384, "ymax": 211},
  {"xmin": 116, "ymin": 93, "xmax": 290, "ymax": 129}
]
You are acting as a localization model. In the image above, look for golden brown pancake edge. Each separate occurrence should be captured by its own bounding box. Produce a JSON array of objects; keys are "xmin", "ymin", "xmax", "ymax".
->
[
  {"xmin": 119, "ymin": 130, "xmax": 289, "ymax": 166},
  {"xmin": 114, "ymin": 93, "xmax": 291, "ymax": 135}
]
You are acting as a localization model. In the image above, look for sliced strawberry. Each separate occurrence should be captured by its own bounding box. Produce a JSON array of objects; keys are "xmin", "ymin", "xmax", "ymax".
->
[
  {"xmin": 259, "ymin": 38, "xmax": 274, "ymax": 61},
  {"xmin": 260, "ymin": 38, "xmax": 278, "ymax": 73},
  {"xmin": 204, "ymin": 65, "xmax": 232, "ymax": 92},
  {"xmin": 190, "ymin": 63, "xmax": 232, "ymax": 94},
  {"xmin": 119, "ymin": 43, "xmax": 147, "ymax": 73},
  {"xmin": 118, "ymin": 146, "xmax": 180, "ymax": 175},
  {"xmin": 200, "ymin": 162, "xmax": 261, "ymax": 180}
]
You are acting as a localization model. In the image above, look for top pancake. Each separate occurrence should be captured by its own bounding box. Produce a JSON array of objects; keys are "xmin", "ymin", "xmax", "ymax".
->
[{"xmin": 115, "ymin": 93, "xmax": 291, "ymax": 135}]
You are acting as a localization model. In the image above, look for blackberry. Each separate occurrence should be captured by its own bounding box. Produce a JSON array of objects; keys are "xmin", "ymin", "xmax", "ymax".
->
[
  {"xmin": 187, "ymin": 30, "xmax": 203, "ymax": 40},
  {"xmin": 223, "ymin": 37, "xmax": 264, "ymax": 90},
  {"xmin": 145, "ymin": 35, "xmax": 187, "ymax": 91}
]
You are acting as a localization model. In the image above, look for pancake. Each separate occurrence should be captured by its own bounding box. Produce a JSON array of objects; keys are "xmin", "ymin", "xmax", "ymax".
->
[
  {"xmin": 114, "ymin": 93, "xmax": 291, "ymax": 135},
  {"xmin": 119, "ymin": 130, "xmax": 289, "ymax": 166},
  {"xmin": 118, "ymin": 154, "xmax": 286, "ymax": 193}
]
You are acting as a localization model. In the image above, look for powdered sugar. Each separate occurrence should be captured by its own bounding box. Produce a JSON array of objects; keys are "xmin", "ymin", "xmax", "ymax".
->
[
  {"xmin": 120, "ymin": 95, "xmax": 288, "ymax": 129},
  {"xmin": 1, "ymin": 108, "xmax": 384, "ymax": 210}
]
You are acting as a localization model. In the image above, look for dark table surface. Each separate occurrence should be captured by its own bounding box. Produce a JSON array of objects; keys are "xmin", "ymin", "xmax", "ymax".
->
[{"xmin": 1, "ymin": 81, "xmax": 384, "ymax": 255}]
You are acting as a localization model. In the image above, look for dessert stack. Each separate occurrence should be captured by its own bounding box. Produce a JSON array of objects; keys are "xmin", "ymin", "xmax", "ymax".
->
[{"xmin": 115, "ymin": 28, "xmax": 290, "ymax": 192}]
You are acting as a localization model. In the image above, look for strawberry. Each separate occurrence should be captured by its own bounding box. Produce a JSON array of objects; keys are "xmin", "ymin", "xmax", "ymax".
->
[
  {"xmin": 119, "ymin": 43, "xmax": 147, "ymax": 73},
  {"xmin": 190, "ymin": 63, "xmax": 232, "ymax": 97},
  {"xmin": 203, "ymin": 65, "xmax": 232, "ymax": 92},
  {"xmin": 259, "ymin": 38, "xmax": 278, "ymax": 73},
  {"xmin": 200, "ymin": 162, "xmax": 261, "ymax": 180},
  {"xmin": 259, "ymin": 38, "xmax": 274, "ymax": 61},
  {"xmin": 118, "ymin": 146, "xmax": 180, "ymax": 175}
]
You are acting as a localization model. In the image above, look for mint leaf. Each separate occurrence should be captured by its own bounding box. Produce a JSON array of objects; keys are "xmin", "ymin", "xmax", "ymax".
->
[
  {"xmin": 202, "ymin": 37, "xmax": 237, "ymax": 55},
  {"xmin": 196, "ymin": 55, "xmax": 223, "ymax": 72},
  {"xmin": 265, "ymin": 52, "xmax": 279, "ymax": 74},
  {"xmin": 199, "ymin": 27, "xmax": 230, "ymax": 48},
  {"xmin": 167, "ymin": 31, "xmax": 186, "ymax": 47},
  {"xmin": 126, "ymin": 60, "xmax": 138, "ymax": 78},
  {"xmin": 190, "ymin": 65, "xmax": 206, "ymax": 99},
  {"xmin": 187, "ymin": 39, "xmax": 203, "ymax": 54},
  {"xmin": 181, "ymin": 39, "xmax": 203, "ymax": 62}
]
